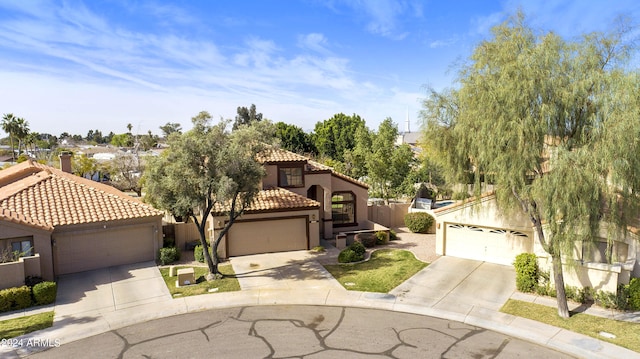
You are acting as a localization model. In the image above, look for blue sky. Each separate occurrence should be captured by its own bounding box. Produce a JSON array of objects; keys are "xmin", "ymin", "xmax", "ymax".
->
[{"xmin": 0, "ymin": 0, "xmax": 638, "ymax": 137}]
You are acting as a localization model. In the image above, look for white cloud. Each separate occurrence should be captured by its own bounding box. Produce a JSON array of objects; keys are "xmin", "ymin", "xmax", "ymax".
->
[{"xmin": 297, "ymin": 33, "xmax": 331, "ymax": 55}]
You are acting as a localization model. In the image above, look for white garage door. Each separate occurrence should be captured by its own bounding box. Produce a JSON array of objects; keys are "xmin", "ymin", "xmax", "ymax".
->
[
  {"xmin": 54, "ymin": 225, "xmax": 155, "ymax": 275},
  {"xmin": 444, "ymin": 223, "xmax": 532, "ymax": 265},
  {"xmin": 228, "ymin": 217, "xmax": 308, "ymax": 257}
]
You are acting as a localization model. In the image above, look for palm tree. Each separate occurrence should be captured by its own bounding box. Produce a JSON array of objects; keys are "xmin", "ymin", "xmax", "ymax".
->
[
  {"xmin": 1, "ymin": 113, "xmax": 18, "ymax": 163},
  {"xmin": 14, "ymin": 117, "xmax": 29, "ymax": 157}
]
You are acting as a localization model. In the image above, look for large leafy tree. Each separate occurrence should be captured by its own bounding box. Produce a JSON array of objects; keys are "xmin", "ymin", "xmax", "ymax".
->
[
  {"xmin": 274, "ymin": 122, "xmax": 317, "ymax": 155},
  {"xmin": 108, "ymin": 153, "xmax": 144, "ymax": 196},
  {"xmin": 365, "ymin": 118, "xmax": 415, "ymax": 203},
  {"xmin": 144, "ymin": 111, "xmax": 273, "ymax": 277},
  {"xmin": 313, "ymin": 113, "xmax": 365, "ymax": 162},
  {"xmin": 422, "ymin": 13, "xmax": 639, "ymax": 318}
]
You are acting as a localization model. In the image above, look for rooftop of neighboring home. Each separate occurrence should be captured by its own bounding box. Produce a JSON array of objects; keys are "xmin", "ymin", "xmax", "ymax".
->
[{"xmin": 0, "ymin": 160, "xmax": 163, "ymax": 229}]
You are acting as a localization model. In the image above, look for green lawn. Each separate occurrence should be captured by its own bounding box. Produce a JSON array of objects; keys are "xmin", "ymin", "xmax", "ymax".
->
[
  {"xmin": 323, "ymin": 249, "xmax": 428, "ymax": 293},
  {"xmin": 501, "ymin": 299, "xmax": 640, "ymax": 352},
  {"xmin": 159, "ymin": 264, "xmax": 240, "ymax": 297},
  {"xmin": 0, "ymin": 311, "xmax": 54, "ymax": 339}
]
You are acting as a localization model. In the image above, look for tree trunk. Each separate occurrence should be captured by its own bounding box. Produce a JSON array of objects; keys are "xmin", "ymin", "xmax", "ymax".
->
[
  {"xmin": 193, "ymin": 215, "xmax": 217, "ymax": 278},
  {"xmin": 551, "ymin": 251, "xmax": 571, "ymax": 318}
]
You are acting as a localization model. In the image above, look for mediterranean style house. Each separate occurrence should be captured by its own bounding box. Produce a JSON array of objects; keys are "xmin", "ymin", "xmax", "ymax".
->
[
  {"xmin": 0, "ymin": 155, "xmax": 163, "ymax": 288},
  {"xmin": 433, "ymin": 192, "xmax": 639, "ymax": 293},
  {"xmin": 211, "ymin": 147, "xmax": 372, "ymax": 258}
]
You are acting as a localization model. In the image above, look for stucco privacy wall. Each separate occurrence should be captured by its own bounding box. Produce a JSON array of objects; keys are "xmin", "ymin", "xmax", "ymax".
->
[
  {"xmin": 0, "ymin": 221, "xmax": 53, "ymax": 281},
  {"xmin": 0, "ymin": 255, "xmax": 40, "ymax": 289},
  {"xmin": 212, "ymin": 208, "xmax": 320, "ymax": 258}
]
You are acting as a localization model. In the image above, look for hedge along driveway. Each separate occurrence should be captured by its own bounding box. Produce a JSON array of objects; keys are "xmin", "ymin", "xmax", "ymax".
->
[{"xmin": 0, "ymin": 281, "xmax": 57, "ymax": 313}]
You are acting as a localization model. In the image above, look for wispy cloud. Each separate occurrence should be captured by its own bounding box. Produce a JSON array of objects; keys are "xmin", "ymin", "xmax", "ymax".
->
[
  {"xmin": 321, "ymin": 0, "xmax": 421, "ymax": 39},
  {"xmin": 297, "ymin": 33, "xmax": 332, "ymax": 55}
]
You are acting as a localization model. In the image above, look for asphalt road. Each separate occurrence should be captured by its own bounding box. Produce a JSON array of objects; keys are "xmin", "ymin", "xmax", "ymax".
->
[{"xmin": 27, "ymin": 305, "xmax": 574, "ymax": 358}]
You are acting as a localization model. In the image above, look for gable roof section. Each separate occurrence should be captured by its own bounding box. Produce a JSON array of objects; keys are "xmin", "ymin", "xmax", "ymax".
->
[
  {"xmin": 213, "ymin": 188, "xmax": 320, "ymax": 215},
  {"xmin": 260, "ymin": 147, "xmax": 368, "ymax": 189},
  {"xmin": 0, "ymin": 160, "xmax": 163, "ymax": 228}
]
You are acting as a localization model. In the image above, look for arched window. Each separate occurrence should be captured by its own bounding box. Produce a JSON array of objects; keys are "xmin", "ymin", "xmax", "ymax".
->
[{"xmin": 332, "ymin": 191, "xmax": 356, "ymax": 226}]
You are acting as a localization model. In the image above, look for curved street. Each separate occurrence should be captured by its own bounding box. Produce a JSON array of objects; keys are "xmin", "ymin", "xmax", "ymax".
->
[{"xmin": 28, "ymin": 305, "xmax": 573, "ymax": 358}]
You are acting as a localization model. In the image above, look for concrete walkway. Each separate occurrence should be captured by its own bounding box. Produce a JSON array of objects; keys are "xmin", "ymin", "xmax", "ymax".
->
[{"xmin": 1, "ymin": 236, "xmax": 639, "ymax": 358}]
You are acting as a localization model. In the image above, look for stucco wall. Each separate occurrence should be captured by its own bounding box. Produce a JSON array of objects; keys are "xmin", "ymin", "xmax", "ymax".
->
[
  {"xmin": 434, "ymin": 195, "xmax": 532, "ymax": 256},
  {"xmin": 368, "ymin": 203, "xmax": 410, "ymax": 229},
  {"xmin": 0, "ymin": 221, "xmax": 53, "ymax": 280},
  {"xmin": 212, "ymin": 208, "xmax": 320, "ymax": 258}
]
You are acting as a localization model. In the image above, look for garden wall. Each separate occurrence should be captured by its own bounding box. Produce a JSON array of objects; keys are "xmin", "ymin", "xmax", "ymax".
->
[{"xmin": 0, "ymin": 254, "xmax": 41, "ymax": 290}]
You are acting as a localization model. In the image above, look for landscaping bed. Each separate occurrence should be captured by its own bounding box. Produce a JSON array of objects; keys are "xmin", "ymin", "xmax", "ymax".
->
[{"xmin": 159, "ymin": 265, "xmax": 240, "ymax": 297}]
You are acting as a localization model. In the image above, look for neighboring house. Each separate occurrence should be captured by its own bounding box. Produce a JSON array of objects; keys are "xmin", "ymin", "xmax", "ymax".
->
[
  {"xmin": 0, "ymin": 156, "xmax": 163, "ymax": 288},
  {"xmin": 212, "ymin": 148, "xmax": 371, "ymax": 258},
  {"xmin": 433, "ymin": 192, "xmax": 639, "ymax": 292}
]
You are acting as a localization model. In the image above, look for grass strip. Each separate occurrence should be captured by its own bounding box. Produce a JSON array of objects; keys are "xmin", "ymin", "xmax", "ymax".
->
[{"xmin": 324, "ymin": 249, "xmax": 428, "ymax": 293}]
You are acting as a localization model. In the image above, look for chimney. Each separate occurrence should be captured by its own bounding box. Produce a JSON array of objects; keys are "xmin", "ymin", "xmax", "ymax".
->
[{"xmin": 59, "ymin": 152, "xmax": 72, "ymax": 173}]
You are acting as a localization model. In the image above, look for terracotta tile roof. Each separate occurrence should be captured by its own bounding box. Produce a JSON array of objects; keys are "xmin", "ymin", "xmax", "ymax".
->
[
  {"xmin": 258, "ymin": 147, "xmax": 308, "ymax": 163},
  {"xmin": 260, "ymin": 147, "xmax": 368, "ymax": 189},
  {"xmin": 0, "ymin": 207, "xmax": 53, "ymax": 231},
  {"xmin": 213, "ymin": 188, "xmax": 320, "ymax": 215},
  {"xmin": 0, "ymin": 160, "xmax": 163, "ymax": 228}
]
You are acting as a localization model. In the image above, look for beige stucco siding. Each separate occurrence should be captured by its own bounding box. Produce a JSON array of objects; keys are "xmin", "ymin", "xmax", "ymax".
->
[
  {"xmin": 329, "ymin": 175, "xmax": 369, "ymax": 234},
  {"xmin": 0, "ymin": 221, "xmax": 54, "ymax": 280},
  {"xmin": 214, "ymin": 209, "xmax": 319, "ymax": 258},
  {"xmin": 434, "ymin": 195, "xmax": 533, "ymax": 265},
  {"xmin": 53, "ymin": 217, "xmax": 162, "ymax": 275}
]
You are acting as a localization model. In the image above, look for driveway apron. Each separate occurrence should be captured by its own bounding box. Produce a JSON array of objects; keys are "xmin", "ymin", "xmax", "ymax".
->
[
  {"xmin": 54, "ymin": 261, "xmax": 172, "ymax": 318},
  {"xmin": 391, "ymin": 256, "xmax": 516, "ymax": 314}
]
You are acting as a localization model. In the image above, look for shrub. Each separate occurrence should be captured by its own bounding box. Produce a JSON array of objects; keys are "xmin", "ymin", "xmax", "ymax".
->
[
  {"xmin": 159, "ymin": 247, "xmax": 180, "ymax": 265},
  {"xmin": 349, "ymin": 241, "xmax": 366, "ymax": 257},
  {"xmin": 194, "ymin": 245, "xmax": 204, "ymax": 262},
  {"xmin": 628, "ymin": 278, "xmax": 640, "ymax": 310},
  {"xmin": 0, "ymin": 286, "xmax": 33, "ymax": 311},
  {"xmin": 25, "ymin": 276, "xmax": 44, "ymax": 288},
  {"xmin": 513, "ymin": 253, "xmax": 538, "ymax": 293},
  {"xmin": 194, "ymin": 244, "xmax": 213, "ymax": 263},
  {"xmin": 375, "ymin": 231, "xmax": 389, "ymax": 245},
  {"xmin": 0, "ymin": 290, "xmax": 11, "ymax": 312},
  {"xmin": 404, "ymin": 212, "xmax": 434, "ymax": 234},
  {"xmin": 338, "ymin": 249, "xmax": 364, "ymax": 263},
  {"xmin": 594, "ymin": 290, "xmax": 618, "ymax": 309},
  {"xmin": 32, "ymin": 282, "xmax": 57, "ymax": 305},
  {"xmin": 355, "ymin": 233, "xmax": 376, "ymax": 248},
  {"xmin": 389, "ymin": 230, "xmax": 398, "ymax": 241}
]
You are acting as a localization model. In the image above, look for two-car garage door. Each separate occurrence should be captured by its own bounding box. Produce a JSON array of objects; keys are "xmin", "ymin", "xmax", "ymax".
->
[
  {"xmin": 444, "ymin": 223, "xmax": 533, "ymax": 266},
  {"xmin": 54, "ymin": 225, "xmax": 156, "ymax": 275},
  {"xmin": 227, "ymin": 217, "xmax": 308, "ymax": 257}
]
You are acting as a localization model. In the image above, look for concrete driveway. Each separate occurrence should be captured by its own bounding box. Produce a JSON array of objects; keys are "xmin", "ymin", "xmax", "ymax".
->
[
  {"xmin": 230, "ymin": 248, "xmax": 344, "ymax": 291},
  {"xmin": 55, "ymin": 261, "xmax": 172, "ymax": 318},
  {"xmin": 391, "ymin": 256, "xmax": 516, "ymax": 314}
]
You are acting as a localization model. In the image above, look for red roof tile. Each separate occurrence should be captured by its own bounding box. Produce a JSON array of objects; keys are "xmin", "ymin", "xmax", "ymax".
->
[
  {"xmin": 213, "ymin": 188, "xmax": 319, "ymax": 215},
  {"xmin": 0, "ymin": 160, "xmax": 163, "ymax": 228}
]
